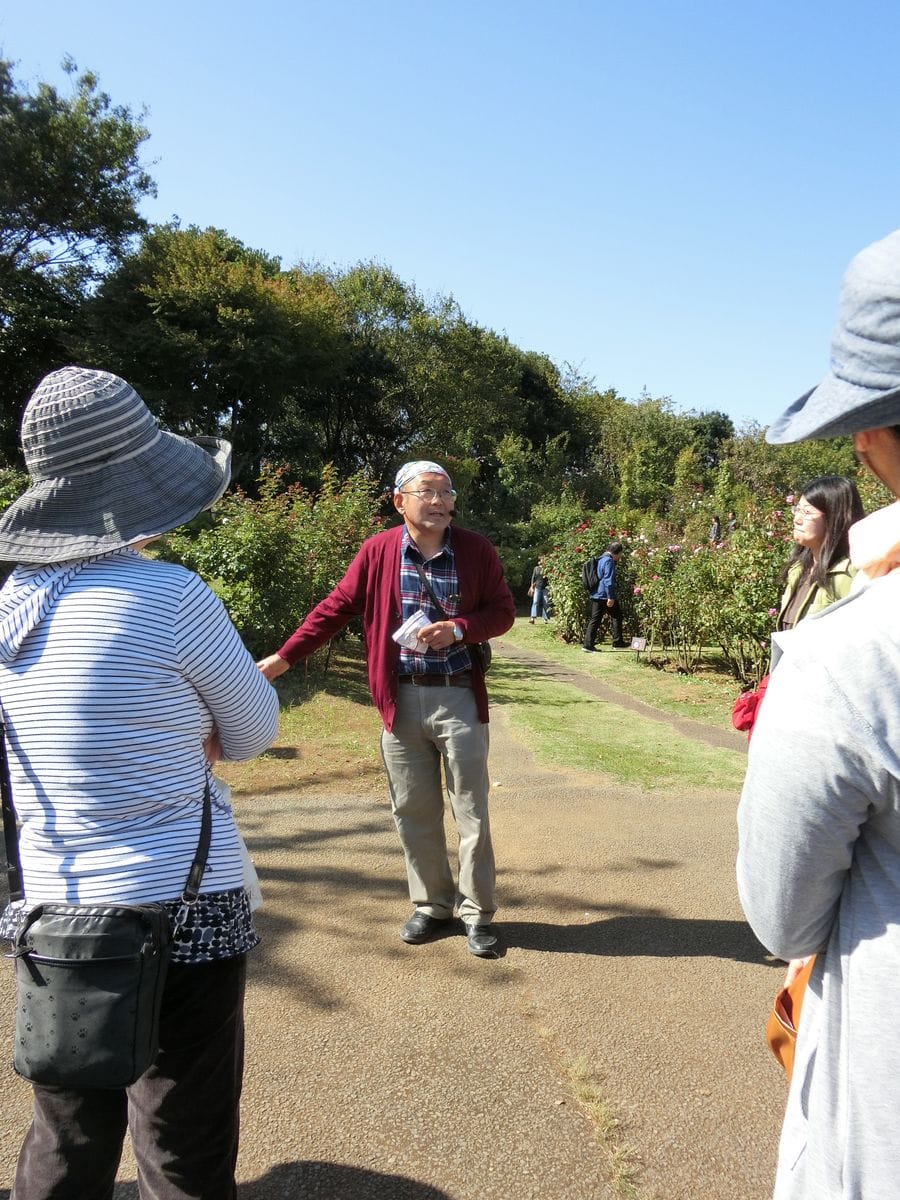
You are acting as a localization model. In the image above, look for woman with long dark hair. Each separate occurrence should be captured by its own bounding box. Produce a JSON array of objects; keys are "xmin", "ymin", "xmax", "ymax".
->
[
  {"xmin": 777, "ymin": 475, "xmax": 864, "ymax": 630},
  {"xmin": 733, "ymin": 474, "xmax": 865, "ymax": 738}
]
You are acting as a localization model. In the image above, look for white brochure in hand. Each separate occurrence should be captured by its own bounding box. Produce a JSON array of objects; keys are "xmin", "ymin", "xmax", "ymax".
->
[{"xmin": 392, "ymin": 608, "xmax": 431, "ymax": 651}]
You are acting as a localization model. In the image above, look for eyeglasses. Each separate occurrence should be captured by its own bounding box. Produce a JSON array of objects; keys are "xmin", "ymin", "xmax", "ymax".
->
[
  {"xmin": 792, "ymin": 504, "xmax": 823, "ymax": 520},
  {"xmin": 401, "ymin": 488, "xmax": 457, "ymax": 502}
]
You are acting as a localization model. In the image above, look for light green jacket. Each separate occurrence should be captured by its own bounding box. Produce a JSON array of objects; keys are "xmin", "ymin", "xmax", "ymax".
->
[{"xmin": 777, "ymin": 556, "xmax": 856, "ymax": 630}]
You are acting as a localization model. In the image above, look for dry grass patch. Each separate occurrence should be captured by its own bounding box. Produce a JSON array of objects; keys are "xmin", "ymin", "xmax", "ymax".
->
[
  {"xmin": 519, "ymin": 996, "xmax": 648, "ymax": 1200},
  {"xmin": 218, "ymin": 645, "xmax": 384, "ymax": 797},
  {"xmin": 566, "ymin": 1057, "xmax": 646, "ymax": 1199}
]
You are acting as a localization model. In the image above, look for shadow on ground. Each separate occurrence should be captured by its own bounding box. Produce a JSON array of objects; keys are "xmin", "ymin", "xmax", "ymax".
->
[
  {"xmin": 240, "ymin": 1162, "xmax": 453, "ymax": 1198},
  {"xmin": 501, "ymin": 915, "xmax": 775, "ymax": 964},
  {"xmin": 108, "ymin": 1163, "xmax": 453, "ymax": 1199},
  {"xmin": 0, "ymin": 1159, "xmax": 457, "ymax": 1197}
]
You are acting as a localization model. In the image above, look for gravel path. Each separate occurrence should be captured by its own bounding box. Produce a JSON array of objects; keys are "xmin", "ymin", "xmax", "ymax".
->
[{"xmin": 0, "ymin": 641, "xmax": 784, "ymax": 1199}]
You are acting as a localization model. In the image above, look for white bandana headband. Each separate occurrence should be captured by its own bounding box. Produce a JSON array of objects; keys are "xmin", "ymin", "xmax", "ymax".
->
[{"xmin": 393, "ymin": 460, "xmax": 451, "ymax": 493}]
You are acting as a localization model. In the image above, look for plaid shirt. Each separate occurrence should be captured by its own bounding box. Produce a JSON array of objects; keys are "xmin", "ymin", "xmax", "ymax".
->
[{"xmin": 399, "ymin": 527, "xmax": 472, "ymax": 675}]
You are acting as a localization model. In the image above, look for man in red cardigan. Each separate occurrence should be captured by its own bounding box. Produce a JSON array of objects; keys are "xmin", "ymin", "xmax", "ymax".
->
[{"xmin": 258, "ymin": 461, "xmax": 515, "ymax": 958}]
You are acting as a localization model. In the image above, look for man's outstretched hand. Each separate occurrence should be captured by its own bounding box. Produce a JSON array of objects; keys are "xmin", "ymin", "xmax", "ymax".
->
[{"xmin": 257, "ymin": 654, "xmax": 290, "ymax": 681}]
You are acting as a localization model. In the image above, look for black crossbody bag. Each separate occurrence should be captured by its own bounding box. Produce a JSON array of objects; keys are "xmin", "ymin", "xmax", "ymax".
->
[
  {"xmin": 1, "ymin": 704, "xmax": 211, "ymax": 1089},
  {"xmin": 412, "ymin": 562, "xmax": 492, "ymax": 673}
]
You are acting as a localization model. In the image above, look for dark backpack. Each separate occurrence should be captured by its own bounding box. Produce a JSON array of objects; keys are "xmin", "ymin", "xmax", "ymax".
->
[{"xmin": 581, "ymin": 556, "xmax": 599, "ymax": 593}]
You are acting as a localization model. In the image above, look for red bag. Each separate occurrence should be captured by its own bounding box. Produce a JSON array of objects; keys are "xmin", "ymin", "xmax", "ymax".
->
[{"xmin": 732, "ymin": 674, "xmax": 770, "ymax": 739}]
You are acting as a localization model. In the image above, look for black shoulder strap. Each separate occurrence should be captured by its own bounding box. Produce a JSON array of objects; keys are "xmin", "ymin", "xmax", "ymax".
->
[
  {"xmin": 0, "ymin": 701, "xmax": 212, "ymax": 907},
  {"xmin": 182, "ymin": 780, "xmax": 212, "ymax": 902},
  {"xmin": 413, "ymin": 562, "xmax": 450, "ymax": 621},
  {"xmin": 0, "ymin": 705, "xmax": 24, "ymax": 903}
]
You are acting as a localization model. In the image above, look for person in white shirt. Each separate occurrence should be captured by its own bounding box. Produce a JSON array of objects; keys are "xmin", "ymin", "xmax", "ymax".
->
[{"xmin": 0, "ymin": 367, "xmax": 279, "ymax": 1200}]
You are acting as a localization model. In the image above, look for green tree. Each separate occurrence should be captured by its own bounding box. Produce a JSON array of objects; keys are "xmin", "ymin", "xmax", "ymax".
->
[
  {"xmin": 80, "ymin": 224, "xmax": 344, "ymax": 483},
  {"xmin": 161, "ymin": 463, "xmax": 382, "ymax": 656},
  {"xmin": 686, "ymin": 410, "xmax": 735, "ymax": 472},
  {"xmin": 725, "ymin": 422, "xmax": 857, "ymax": 503},
  {"xmin": 0, "ymin": 57, "xmax": 155, "ymax": 459},
  {"xmin": 591, "ymin": 394, "xmax": 695, "ymax": 513}
]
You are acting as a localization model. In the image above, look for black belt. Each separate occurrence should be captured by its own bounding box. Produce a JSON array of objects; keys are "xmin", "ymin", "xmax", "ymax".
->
[{"xmin": 399, "ymin": 671, "xmax": 473, "ymax": 688}]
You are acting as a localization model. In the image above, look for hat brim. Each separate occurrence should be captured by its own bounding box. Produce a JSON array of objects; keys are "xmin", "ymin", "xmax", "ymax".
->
[
  {"xmin": 0, "ymin": 431, "xmax": 231, "ymax": 564},
  {"xmin": 767, "ymin": 375, "xmax": 900, "ymax": 444}
]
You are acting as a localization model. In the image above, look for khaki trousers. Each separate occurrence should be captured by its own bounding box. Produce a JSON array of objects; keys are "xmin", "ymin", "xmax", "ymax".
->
[{"xmin": 381, "ymin": 683, "xmax": 496, "ymax": 924}]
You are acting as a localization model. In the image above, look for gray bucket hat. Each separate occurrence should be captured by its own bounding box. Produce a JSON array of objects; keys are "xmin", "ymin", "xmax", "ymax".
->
[
  {"xmin": 0, "ymin": 367, "xmax": 232, "ymax": 564},
  {"xmin": 768, "ymin": 228, "xmax": 900, "ymax": 444}
]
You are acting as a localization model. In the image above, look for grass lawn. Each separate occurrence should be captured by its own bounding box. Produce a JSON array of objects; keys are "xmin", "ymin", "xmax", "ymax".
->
[
  {"xmin": 500, "ymin": 616, "xmax": 744, "ymax": 730},
  {"xmin": 488, "ymin": 656, "xmax": 747, "ymax": 791},
  {"xmin": 219, "ymin": 632, "xmax": 748, "ymax": 797},
  {"xmin": 217, "ymin": 645, "xmax": 383, "ymax": 798}
]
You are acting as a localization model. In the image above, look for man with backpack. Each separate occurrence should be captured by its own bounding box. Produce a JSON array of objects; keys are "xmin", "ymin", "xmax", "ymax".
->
[{"xmin": 582, "ymin": 541, "xmax": 626, "ymax": 651}]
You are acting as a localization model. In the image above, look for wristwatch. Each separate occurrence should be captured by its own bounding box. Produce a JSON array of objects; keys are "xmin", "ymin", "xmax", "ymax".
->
[{"xmin": 452, "ymin": 623, "xmax": 464, "ymax": 642}]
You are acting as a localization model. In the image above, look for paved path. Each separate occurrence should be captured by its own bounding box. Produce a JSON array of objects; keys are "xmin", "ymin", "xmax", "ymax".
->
[{"xmin": 0, "ymin": 643, "xmax": 784, "ymax": 1199}]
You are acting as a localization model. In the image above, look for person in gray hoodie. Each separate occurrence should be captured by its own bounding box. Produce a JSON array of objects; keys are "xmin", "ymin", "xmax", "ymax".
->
[{"xmin": 737, "ymin": 228, "xmax": 900, "ymax": 1200}]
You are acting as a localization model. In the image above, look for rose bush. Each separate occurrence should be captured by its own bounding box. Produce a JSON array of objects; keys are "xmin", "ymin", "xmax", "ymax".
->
[
  {"xmin": 162, "ymin": 463, "xmax": 382, "ymax": 656},
  {"xmin": 546, "ymin": 499, "xmax": 795, "ymax": 683},
  {"xmin": 707, "ymin": 506, "xmax": 791, "ymax": 684},
  {"xmin": 630, "ymin": 540, "xmax": 715, "ymax": 673},
  {"xmin": 541, "ymin": 506, "xmax": 642, "ymax": 643}
]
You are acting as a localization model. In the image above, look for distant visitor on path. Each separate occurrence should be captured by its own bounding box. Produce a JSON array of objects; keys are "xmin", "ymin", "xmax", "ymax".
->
[
  {"xmin": 736, "ymin": 227, "xmax": 900, "ymax": 1200},
  {"xmin": 582, "ymin": 541, "xmax": 626, "ymax": 651},
  {"xmin": 0, "ymin": 367, "xmax": 279, "ymax": 1198},
  {"xmin": 528, "ymin": 560, "xmax": 549, "ymax": 623},
  {"xmin": 258, "ymin": 460, "xmax": 515, "ymax": 958},
  {"xmin": 709, "ymin": 514, "xmax": 722, "ymax": 543}
]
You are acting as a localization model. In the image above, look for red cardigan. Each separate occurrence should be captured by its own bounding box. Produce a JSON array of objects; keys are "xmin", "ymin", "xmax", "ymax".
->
[{"xmin": 277, "ymin": 523, "xmax": 516, "ymax": 731}]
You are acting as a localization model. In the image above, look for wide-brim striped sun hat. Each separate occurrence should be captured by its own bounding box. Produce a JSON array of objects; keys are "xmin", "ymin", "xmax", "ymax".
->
[{"xmin": 0, "ymin": 367, "xmax": 232, "ymax": 564}]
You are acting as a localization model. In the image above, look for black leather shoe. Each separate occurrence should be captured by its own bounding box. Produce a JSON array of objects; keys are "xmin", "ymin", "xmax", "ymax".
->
[
  {"xmin": 400, "ymin": 911, "xmax": 451, "ymax": 944},
  {"xmin": 465, "ymin": 922, "xmax": 500, "ymax": 958}
]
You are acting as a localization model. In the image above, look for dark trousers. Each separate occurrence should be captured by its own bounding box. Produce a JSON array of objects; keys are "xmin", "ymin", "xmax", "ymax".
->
[
  {"xmin": 13, "ymin": 954, "xmax": 247, "ymax": 1200},
  {"xmin": 583, "ymin": 598, "xmax": 623, "ymax": 648}
]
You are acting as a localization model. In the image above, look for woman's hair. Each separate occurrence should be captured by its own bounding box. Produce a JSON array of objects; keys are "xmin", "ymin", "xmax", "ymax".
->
[{"xmin": 783, "ymin": 475, "xmax": 865, "ymax": 590}]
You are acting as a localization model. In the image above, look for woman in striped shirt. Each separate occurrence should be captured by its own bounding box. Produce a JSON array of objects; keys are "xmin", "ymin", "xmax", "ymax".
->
[{"xmin": 0, "ymin": 368, "xmax": 279, "ymax": 1200}]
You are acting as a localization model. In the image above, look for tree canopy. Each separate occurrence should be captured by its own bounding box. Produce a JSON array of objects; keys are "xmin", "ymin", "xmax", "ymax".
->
[
  {"xmin": 0, "ymin": 56, "xmax": 869, "ymax": 593},
  {"xmin": 0, "ymin": 56, "xmax": 155, "ymax": 457}
]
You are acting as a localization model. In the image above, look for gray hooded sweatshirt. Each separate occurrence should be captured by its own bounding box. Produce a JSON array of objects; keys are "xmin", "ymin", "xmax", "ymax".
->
[{"xmin": 737, "ymin": 568, "xmax": 900, "ymax": 1200}]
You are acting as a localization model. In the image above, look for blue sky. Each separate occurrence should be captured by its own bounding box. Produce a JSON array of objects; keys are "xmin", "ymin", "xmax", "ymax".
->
[{"xmin": 4, "ymin": 1, "xmax": 900, "ymax": 430}]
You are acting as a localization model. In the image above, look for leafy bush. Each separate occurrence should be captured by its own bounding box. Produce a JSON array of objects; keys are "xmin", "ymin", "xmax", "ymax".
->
[
  {"xmin": 631, "ymin": 540, "xmax": 713, "ymax": 673},
  {"xmin": 162, "ymin": 463, "xmax": 383, "ymax": 656},
  {"xmin": 545, "ymin": 497, "xmax": 794, "ymax": 684},
  {"xmin": 0, "ymin": 468, "xmax": 30, "ymax": 586},
  {"xmin": 0, "ymin": 467, "xmax": 29, "ymax": 512},
  {"xmin": 541, "ymin": 507, "xmax": 643, "ymax": 643},
  {"xmin": 708, "ymin": 506, "xmax": 790, "ymax": 684}
]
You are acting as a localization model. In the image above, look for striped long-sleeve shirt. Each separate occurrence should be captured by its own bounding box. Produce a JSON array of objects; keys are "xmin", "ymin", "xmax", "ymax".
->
[{"xmin": 0, "ymin": 549, "xmax": 279, "ymax": 908}]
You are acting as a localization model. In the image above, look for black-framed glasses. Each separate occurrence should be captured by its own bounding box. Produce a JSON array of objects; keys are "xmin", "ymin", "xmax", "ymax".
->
[{"xmin": 401, "ymin": 487, "xmax": 457, "ymax": 501}]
